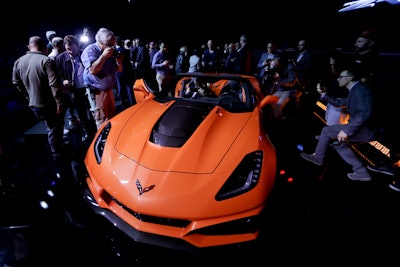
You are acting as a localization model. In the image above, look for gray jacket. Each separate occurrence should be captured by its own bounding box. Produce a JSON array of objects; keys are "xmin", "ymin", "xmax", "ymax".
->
[{"xmin": 12, "ymin": 51, "xmax": 63, "ymax": 108}]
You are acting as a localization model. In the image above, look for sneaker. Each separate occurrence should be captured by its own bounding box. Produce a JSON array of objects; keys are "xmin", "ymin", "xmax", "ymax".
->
[
  {"xmin": 347, "ymin": 172, "xmax": 372, "ymax": 181},
  {"xmin": 300, "ymin": 153, "xmax": 323, "ymax": 166},
  {"xmin": 367, "ymin": 164, "xmax": 395, "ymax": 176},
  {"xmin": 388, "ymin": 181, "xmax": 400, "ymax": 192}
]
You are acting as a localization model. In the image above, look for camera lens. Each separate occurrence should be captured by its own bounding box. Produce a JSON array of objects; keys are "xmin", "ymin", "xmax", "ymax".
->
[{"xmin": 113, "ymin": 48, "xmax": 122, "ymax": 58}]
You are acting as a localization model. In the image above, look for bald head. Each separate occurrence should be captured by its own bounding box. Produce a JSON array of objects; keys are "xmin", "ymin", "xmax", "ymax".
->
[{"xmin": 28, "ymin": 36, "xmax": 47, "ymax": 53}]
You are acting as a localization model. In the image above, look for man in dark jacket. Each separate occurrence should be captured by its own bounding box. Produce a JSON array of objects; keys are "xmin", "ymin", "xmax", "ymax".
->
[
  {"xmin": 300, "ymin": 68, "xmax": 377, "ymax": 181},
  {"xmin": 55, "ymin": 34, "xmax": 97, "ymax": 141}
]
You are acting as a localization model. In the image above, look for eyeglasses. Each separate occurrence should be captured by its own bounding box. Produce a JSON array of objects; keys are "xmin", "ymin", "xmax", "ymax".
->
[{"xmin": 338, "ymin": 75, "xmax": 350, "ymax": 79}]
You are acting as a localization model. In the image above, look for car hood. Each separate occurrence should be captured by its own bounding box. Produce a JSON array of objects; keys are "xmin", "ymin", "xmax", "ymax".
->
[{"xmin": 114, "ymin": 99, "xmax": 252, "ymax": 174}]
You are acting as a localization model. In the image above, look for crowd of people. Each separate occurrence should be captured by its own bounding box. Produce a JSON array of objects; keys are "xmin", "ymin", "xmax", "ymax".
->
[{"xmin": 9, "ymin": 26, "xmax": 400, "ymax": 192}]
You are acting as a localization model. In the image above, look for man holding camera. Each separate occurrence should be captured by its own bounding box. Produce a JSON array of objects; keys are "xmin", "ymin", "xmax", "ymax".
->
[
  {"xmin": 55, "ymin": 34, "xmax": 97, "ymax": 142},
  {"xmin": 81, "ymin": 27, "xmax": 123, "ymax": 130}
]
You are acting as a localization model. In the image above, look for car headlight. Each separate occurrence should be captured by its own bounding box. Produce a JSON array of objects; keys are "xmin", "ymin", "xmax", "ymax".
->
[
  {"xmin": 216, "ymin": 151, "xmax": 263, "ymax": 201},
  {"xmin": 94, "ymin": 122, "xmax": 112, "ymax": 164}
]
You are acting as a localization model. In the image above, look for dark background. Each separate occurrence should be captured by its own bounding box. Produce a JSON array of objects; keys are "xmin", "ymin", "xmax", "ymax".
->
[
  {"xmin": 3, "ymin": 1, "xmax": 400, "ymax": 55},
  {"xmin": 1, "ymin": 2, "xmax": 400, "ymax": 265}
]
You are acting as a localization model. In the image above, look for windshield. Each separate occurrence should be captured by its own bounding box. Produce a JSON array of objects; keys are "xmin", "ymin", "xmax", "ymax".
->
[{"xmin": 171, "ymin": 75, "xmax": 256, "ymax": 112}]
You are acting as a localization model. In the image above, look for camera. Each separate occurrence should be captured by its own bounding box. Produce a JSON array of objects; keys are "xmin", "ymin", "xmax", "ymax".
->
[
  {"xmin": 113, "ymin": 47, "xmax": 123, "ymax": 58},
  {"xmin": 264, "ymin": 65, "xmax": 277, "ymax": 76}
]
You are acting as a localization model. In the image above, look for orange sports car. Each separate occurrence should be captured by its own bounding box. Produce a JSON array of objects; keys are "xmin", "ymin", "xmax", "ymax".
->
[{"xmin": 82, "ymin": 72, "xmax": 277, "ymax": 253}]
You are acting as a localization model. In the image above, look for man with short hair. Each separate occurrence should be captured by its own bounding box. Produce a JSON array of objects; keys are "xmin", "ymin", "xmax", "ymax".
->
[
  {"xmin": 55, "ymin": 34, "xmax": 97, "ymax": 141},
  {"xmin": 300, "ymin": 68, "xmax": 377, "ymax": 181},
  {"xmin": 12, "ymin": 36, "xmax": 65, "ymax": 155}
]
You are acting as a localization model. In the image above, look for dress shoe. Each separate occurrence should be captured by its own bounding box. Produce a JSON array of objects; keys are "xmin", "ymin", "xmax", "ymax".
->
[
  {"xmin": 347, "ymin": 172, "xmax": 372, "ymax": 181},
  {"xmin": 367, "ymin": 164, "xmax": 395, "ymax": 176},
  {"xmin": 300, "ymin": 153, "xmax": 323, "ymax": 166},
  {"xmin": 389, "ymin": 180, "xmax": 400, "ymax": 192}
]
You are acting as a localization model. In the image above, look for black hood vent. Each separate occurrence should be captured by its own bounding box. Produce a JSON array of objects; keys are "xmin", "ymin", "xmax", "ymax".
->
[{"xmin": 151, "ymin": 99, "xmax": 214, "ymax": 147}]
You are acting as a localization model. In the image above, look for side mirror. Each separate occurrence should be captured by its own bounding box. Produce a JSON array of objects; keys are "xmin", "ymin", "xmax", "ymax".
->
[
  {"xmin": 133, "ymin": 79, "xmax": 155, "ymax": 104},
  {"xmin": 258, "ymin": 95, "xmax": 279, "ymax": 109}
]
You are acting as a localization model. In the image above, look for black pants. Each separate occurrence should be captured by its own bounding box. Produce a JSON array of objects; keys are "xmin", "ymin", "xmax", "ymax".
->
[{"xmin": 30, "ymin": 106, "xmax": 64, "ymax": 154}]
